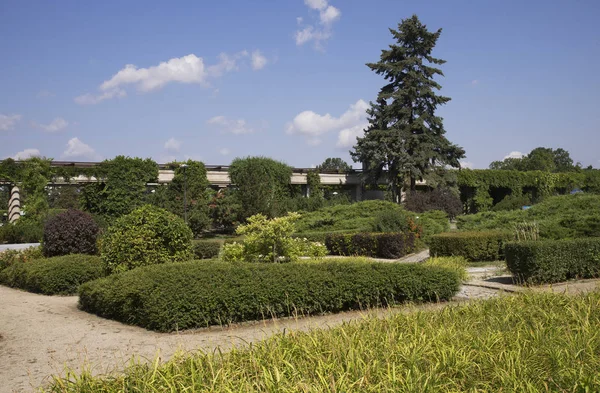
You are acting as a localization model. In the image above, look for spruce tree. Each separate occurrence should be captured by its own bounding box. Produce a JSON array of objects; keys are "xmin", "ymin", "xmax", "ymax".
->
[{"xmin": 351, "ymin": 15, "xmax": 464, "ymax": 202}]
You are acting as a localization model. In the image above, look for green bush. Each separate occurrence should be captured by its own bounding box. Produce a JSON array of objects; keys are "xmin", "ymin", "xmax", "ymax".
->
[
  {"xmin": 292, "ymin": 229, "xmax": 357, "ymax": 243},
  {"xmin": 423, "ymin": 256, "xmax": 469, "ymax": 281},
  {"xmin": 0, "ymin": 246, "xmax": 43, "ymax": 271},
  {"xmin": 192, "ymin": 240, "xmax": 222, "ymax": 259},
  {"xmin": 78, "ymin": 260, "xmax": 461, "ymax": 332},
  {"xmin": 0, "ymin": 218, "xmax": 43, "ymax": 244},
  {"xmin": 414, "ymin": 210, "xmax": 450, "ymax": 243},
  {"xmin": 504, "ymin": 238, "xmax": 600, "ymax": 284},
  {"xmin": 429, "ymin": 231, "xmax": 511, "ymax": 261},
  {"xmin": 42, "ymin": 209, "xmax": 100, "ymax": 257},
  {"xmin": 325, "ymin": 232, "xmax": 416, "ymax": 259},
  {"xmin": 492, "ymin": 194, "xmax": 531, "ymax": 211},
  {"xmin": 0, "ymin": 254, "xmax": 104, "ymax": 295},
  {"xmin": 100, "ymin": 205, "xmax": 193, "ymax": 274},
  {"xmin": 371, "ymin": 208, "xmax": 415, "ymax": 233}
]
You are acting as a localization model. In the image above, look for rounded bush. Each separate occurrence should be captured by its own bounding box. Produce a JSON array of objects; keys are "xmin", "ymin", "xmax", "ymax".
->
[
  {"xmin": 100, "ymin": 205, "xmax": 193, "ymax": 274},
  {"xmin": 43, "ymin": 209, "xmax": 100, "ymax": 257}
]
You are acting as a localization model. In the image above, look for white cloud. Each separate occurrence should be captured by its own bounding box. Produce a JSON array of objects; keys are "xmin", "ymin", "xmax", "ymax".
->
[
  {"xmin": 12, "ymin": 148, "xmax": 40, "ymax": 160},
  {"xmin": 34, "ymin": 117, "xmax": 69, "ymax": 132},
  {"xmin": 0, "ymin": 114, "xmax": 22, "ymax": 131},
  {"xmin": 251, "ymin": 50, "xmax": 267, "ymax": 70},
  {"xmin": 504, "ymin": 151, "xmax": 524, "ymax": 160},
  {"xmin": 164, "ymin": 137, "xmax": 181, "ymax": 153},
  {"xmin": 219, "ymin": 148, "xmax": 231, "ymax": 156},
  {"xmin": 208, "ymin": 116, "xmax": 255, "ymax": 134},
  {"xmin": 75, "ymin": 51, "xmax": 262, "ymax": 105},
  {"xmin": 295, "ymin": 0, "xmax": 341, "ymax": 49},
  {"xmin": 286, "ymin": 99, "xmax": 368, "ymax": 147},
  {"xmin": 460, "ymin": 161, "xmax": 474, "ymax": 169},
  {"xmin": 62, "ymin": 137, "xmax": 102, "ymax": 161}
]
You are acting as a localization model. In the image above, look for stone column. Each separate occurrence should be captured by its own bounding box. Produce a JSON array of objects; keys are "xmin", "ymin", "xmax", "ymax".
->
[{"xmin": 8, "ymin": 186, "xmax": 21, "ymax": 223}]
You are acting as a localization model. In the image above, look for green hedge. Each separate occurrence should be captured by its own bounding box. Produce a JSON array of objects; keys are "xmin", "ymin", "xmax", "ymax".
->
[
  {"xmin": 505, "ymin": 238, "xmax": 600, "ymax": 284},
  {"xmin": 78, "ymin": 261, "xmax": 461, "ymax": 332},
  {"xmin": 429, "ymin": 231, "xmax": 512, "ymax": 261},
  {"xmin": 292, "ymin": 230, "xmax": 356, "ymax": 243},
  {"xmin": 192, "ymin": 240, "xmax": 222, "ymax": 259},
  {"xmin": 325, "ymin": 232, "xmax": 416, "ymax": 259},
  {"xmin": 0, "ymin": 254, "xmax": 104, "ymax": 295}
]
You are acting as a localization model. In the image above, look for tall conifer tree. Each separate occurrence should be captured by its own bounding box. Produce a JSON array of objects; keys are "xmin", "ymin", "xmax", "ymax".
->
[{"xmin": 351, "ymin": 15, "xmax": 465, "ymax": 201}]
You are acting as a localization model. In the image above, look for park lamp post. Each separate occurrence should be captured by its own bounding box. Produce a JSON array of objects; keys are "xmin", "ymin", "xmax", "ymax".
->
[{"xmin": 180, "ymin": 164, "xmax": 188, "ymax": 224}]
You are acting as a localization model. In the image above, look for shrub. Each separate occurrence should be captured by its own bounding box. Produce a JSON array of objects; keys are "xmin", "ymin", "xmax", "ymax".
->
[
  {"xmin": 0, "ymin": 254, "xmax": 104, "ymax": 295},
  {"xmin": 192, "ymin": 240, "xmax": 222, "ymax": 259},
  {"xmin": 372, "ymin": 208, "xmax": 418, "ymax": 234},
  {"xmin": 78, "ymin": 261, "xmax": 461, "ymax": 331},
  {"xmin": 423, "ymin": 256, "xmax": 469, "ymax": 281},
  {"xmin": 414, "ymin": 210, "xmax": 450, "ymax": 243},
  {"xmin": 0, "ymin": 218, "xmax": 43, "ymax": 244},
  {"xmin": 492, "ymin": 194, "xmax": 531, "ymax": 211},
  {"xmin": 513, "ymin": 221, "xmax": 540, "ymax": 241},
  {"xmin": 504, "ymin": 238, "xmax": 600, "ymax": 284},
  {"xmin": 429, "ymin": 231, "xmax": 512, "ymax": 261},
  {"xmin": 404, "ymin": 188, "xmax": 462, "ymax": 218},
  {"xmin": 42, "ymin": 209, "xmax": 100, "ymax": 257},
  {"xmin": 325, "ymin": 232, "xmax": 416, "ymax": 259},
  {"xmin": 0, "ymin": 246, "xmax": 43, "ymax": 271},
  {"xmin": 100, "ymin": 205, "xmax": 193, "ymax": 274}
]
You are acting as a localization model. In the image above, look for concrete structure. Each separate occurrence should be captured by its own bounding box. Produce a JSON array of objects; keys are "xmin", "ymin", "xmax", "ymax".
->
[{"xmin": 8, "ymin": 186, "xmax": 21, "ymax": 223}]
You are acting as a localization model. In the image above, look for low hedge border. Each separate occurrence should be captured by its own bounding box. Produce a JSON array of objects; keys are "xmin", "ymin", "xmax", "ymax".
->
[
  {"xmin": 78, "ymin": 261, "xmax": 461, "ymax": 332},
  {"xmin": 0, "ymin": 254, "xmax": 105, "ymax": 295},
  {"xmin": 505, "ymin": 238, "xmax": 600, "ymax": 284},
  {"xmin": 292, "ymin": 230, "xmax": 357, "ymax": 243},
  {"xmin": 192, "ymin": 240, "xmax": 222, "ymax": 259},
  {"xmin": 324, "ymin": 232, "xmax": 416, "ymax": 259},
  {"xmin": 429, "ymin": 231, "xmax": 512, "ymax": 261}
]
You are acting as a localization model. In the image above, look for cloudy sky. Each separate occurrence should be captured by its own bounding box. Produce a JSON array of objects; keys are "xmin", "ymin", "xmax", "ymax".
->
[{"xmin": 1, "ymin": 0, "xmax": 599, "ymax": 168}]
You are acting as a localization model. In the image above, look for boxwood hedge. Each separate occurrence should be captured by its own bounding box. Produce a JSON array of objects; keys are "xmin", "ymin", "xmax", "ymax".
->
[
  {"xmin": 192, "ymin": 240, "xmax": 222, "ymax": 259},
  {"xmin": 0, "ymin": 254, "xmax": 104, "ymax": 295},
  {"xmin": 429, "ymin": 231, "xmax": 512, "ymax": 261},
  {"xmin": 325, "ymin": 232, "xmax": 416, "ymax": 259},
  {"xmin": 78, "ymin": 260, "xmax": 461, "ymax": 332},
  {"xmin": 505, "ymin": 238, "xmax": 600, "ymax": 284}
]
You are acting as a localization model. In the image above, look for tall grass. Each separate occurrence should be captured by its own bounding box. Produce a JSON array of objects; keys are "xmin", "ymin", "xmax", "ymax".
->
[
  {"xmin": 45, "ymin": 291, "xmax": 600, "ymax": 392},
  {"xmin": 423, "ymin": 256, "xmax": 469, "ymax": 281}
]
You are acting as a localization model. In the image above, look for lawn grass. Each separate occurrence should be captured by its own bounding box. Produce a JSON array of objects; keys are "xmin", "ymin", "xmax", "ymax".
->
[{"xmin": 45, "ymin": 291, "xmax": 600, "ymax": 392}]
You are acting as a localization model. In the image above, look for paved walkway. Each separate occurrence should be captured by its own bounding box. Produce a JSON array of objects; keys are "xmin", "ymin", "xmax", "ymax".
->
[{"xmin": 0, "ymin": 243, "xmax": 40, "ymax": 252}]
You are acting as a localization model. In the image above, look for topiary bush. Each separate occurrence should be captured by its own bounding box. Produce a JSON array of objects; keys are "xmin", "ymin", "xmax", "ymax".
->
[
  {"xmin": 429, "ymin": 231, "xmax": 512, "ymax": 261},
  {"xmin": 325, "ymin": 232, "xmax": 416, "ymax": 259},
  {"xmin": 192, "ymin": 240, "xmax": 222, "ymax": 259},
  {"xmin": 100, "ymin": 205, "xmax": 193, "ymax": 274},
  {"xmin": 0, "ymin": 254, "xmax": 104, "ymax": 295},
  {"xmin": 504, "ymin": 238, "xmax": 600, "ymax": 284},
  {"xmin": 405, "ymin": 188, "xmax": 463, "ymax": 218},
  {"xmin": 42, "ymin": 209, "xmax": 100, "ymax": 257},
  {"xmin": 78, "ymin": 260, "xmax": 461, "ymax": 332}
]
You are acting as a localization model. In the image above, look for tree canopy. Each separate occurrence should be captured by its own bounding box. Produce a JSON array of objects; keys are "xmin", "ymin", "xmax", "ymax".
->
[
  {"xmin": 489, "ymin": 147, "xmax": 579, "ymax": 172},
  {"xmin": 317, "ymin": 158, "xmax": 351, "ymax": 173},
  {"xmin": 350, "ymin": 15, "xmax": 464, "ymax": 201}
]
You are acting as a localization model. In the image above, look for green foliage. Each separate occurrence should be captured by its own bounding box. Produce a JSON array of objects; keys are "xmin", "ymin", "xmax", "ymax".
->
[
  {"xmin": 325, "ymin": 232, "xmax": 417, "ymax": 259},
  {"xmin": 0, "ymin": 218, "xmax": 44, "ymax": 244},
  {"xmin": 414, "ymin": 210, "xmax": 450, "ymax": 243},
  {"xmin": 457, "ymin": 194, "xmax": 600, "ymax": 240},
  {"xmin": 317, "ymin": 157, "xmax": 351, "ymax": 173},
  {"xmin": 20, "ymin": 157, "xmax": 53, "ymax": 218},
  {"xmin": 192, "ymin": 240, "xmax": 222, "ymax": 259},
  {"xmin": 429, "ymin": 231, "xmax": 512, "ymax": 261},
  {"xmin": 50, "ymin": 291, "xmax": 600, "ymax": 392},
  {"xmin": 208, "ymin": 188, "xmax": 242, "ymax": 232},
  {"xmin": 48, "ymin": 186, "xmax": 80, "ymax": 209},
  {"xmin": 228, "ymin": 156, "xmax": 292, "ymax": 220},
  {"xmin": 78, "ymin": 260, "xmax": 460, "ymax": 331},
  {"xmin": 505, "ymin": 238, "xmax": 600, "ymax": 284},
  {"xmin": 221, "ymin": 213, "xmax": 304, "ymax": 263},
  {"xmin": 371, "ymin": 207, "xmax": 417, "ymax": 234},
  {"xmin": 80, "ymin": 156, "xmax": 159, "ymax": 219},
  {"xmin": 513, "ymin": 221, "xmax": 540, "ymax": 242},
  {"xmin": 42, "ymin": 209, "xmax": 100, "ymax": 257},
  {"xmin": 0, "ymin": 254, "xmax": 104, "ymax": 295},
  {"xmin": 405, "ymin": 188, "xmax": 462, "ymax": 218},
  {"xmin": 489, "ymin": 147, "xmax": 577, "ymax": 172},
  {"xmin": 491, "ymin": 193, "xmax": 531, "ymax": 211},
  {"xmin": 0, "ymin": 246, "xmax": 43, "ymax": 271},
  {"xmin": 351, "ymin": 15, "xmax": 464, "ymax": 200},
  {"xmin": 100, "ymin": 205, "xmax": 193, "ymax": 274},
  {"xmin": 424, "ymin": 256, "xmax": 468, "ymax": 281}
]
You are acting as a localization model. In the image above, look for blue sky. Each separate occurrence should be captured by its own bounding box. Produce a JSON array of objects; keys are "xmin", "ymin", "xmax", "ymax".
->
[{"xmin": 1, "ymin": 0, "xmax": 599, "ymax": 169}]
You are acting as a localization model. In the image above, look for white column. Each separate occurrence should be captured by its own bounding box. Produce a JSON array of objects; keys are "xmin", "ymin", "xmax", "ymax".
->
[{"xmin": 8, "ymin": 186, "xmax": 21, "ymax": 223}]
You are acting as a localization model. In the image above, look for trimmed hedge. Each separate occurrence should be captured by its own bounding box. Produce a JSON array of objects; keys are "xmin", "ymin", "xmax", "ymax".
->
[
  {"xmin": 78, "ymin": 261, "xmax": 461, "ymax": 332},
  {"xmin": 325, "ymin": 232, "xmax": 416, "ymax": 259},
  {"xmin": 192, "ymin": 240, "xmax": 222, "ymax": 259},
  {"xmin": 43, "ymin": 209, "xmax": 100, "ymax": 257},
  {"xmin": 505, "ymin": 238, "xmax": 600, "ymax": 284},
  {"xmin": 0, "ymin": 254, "xmax": 104, "ymax": 295},
  {"xmin": 429, "ymin": 231, "xmax": 512, "ymax": 261}
]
